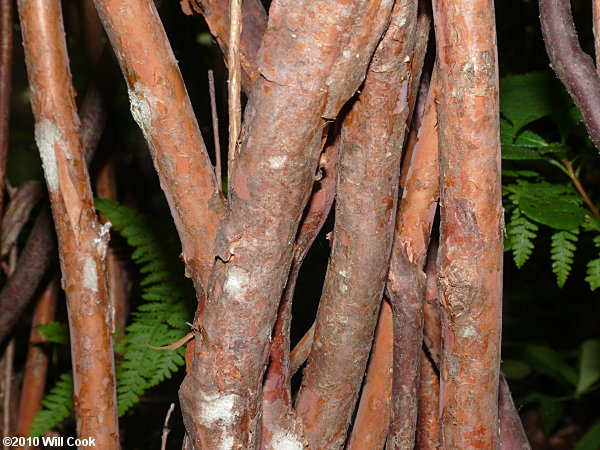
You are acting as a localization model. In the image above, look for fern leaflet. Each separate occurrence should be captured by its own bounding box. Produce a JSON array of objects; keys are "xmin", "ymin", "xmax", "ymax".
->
[
  {"xmin": 508, "ymin": 209, "xmax": 539, "ymax": 268},
  {"xmin": 29, "ymin": 372, "xmax": 74, "ymax": 437},
  {"xmin": 585, "ymin": 236, "xmax": 600, "ymax": 291},
  {"xmin": 550, "ymin": 229, "xmax": 579, "ymax": 288}
]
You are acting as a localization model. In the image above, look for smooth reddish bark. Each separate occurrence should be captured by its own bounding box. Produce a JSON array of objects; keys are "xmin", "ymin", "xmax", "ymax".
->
[
  {"xmin": 92, "ymin": 0, "xmax": 224, "ymax": 295},
  {"xmin": 295, "ymin": 3, "xmax": 418, "ymax": 447},
  {"xmin": 17, "ymin": 0, "xmax": 119, "ymax": 445},
  {"xmin": 433, "ymin": 0, "xmax": 504, "ymax": 447},
  {"xmin": 16, "ymin": 278, "xmax": 59, "ymax": 440},
  {"xmin": 179, "ymin": 1, "xmax": 396, "ymax": 447},
  {"xmin": 0, "ymin": 0, "xmax": 12, "ymax": 232},
  {"xmin": 386, "ymin": 71, "xmax": 439, "ymax": 449}
]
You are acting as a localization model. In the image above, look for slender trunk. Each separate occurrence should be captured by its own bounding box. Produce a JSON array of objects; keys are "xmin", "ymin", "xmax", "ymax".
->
[
  {"xmin": 16, "ymin": 278, "xmax": 59, "ymax": 441},
  {"xmin": 416, "ymin": 350, "xmax": 441, "ymax": 449},
  {"xmin": 386, "ymin": 69, "xmax": 439, "ymax": 449},
  {"xmin": 433, "ymin": 0, "xmax": 504, "ymax": 447},
  {"xmin": 295, "ymin": 3, "xmax": 418, "ymax": 447},
  {"xmin": 0, "ymin": 0, "xmax": 12, "ymax": 233},
  {"xmin": 180, "ymin": 1, "xmax": 396, "ymax": 446},
  {"xmin": 18, "ymin": 0, "xmax": 119, "ymax": 444},
  {"xmin": 92, "ymin": 0, "xmax": 224, "ymax": 295},
  {"xmin": 346, "ymin": 301, "xmax": 394, "ymax": 450}
]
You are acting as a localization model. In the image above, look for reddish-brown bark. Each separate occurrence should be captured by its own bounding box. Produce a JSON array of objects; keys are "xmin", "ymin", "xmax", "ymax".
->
[
  {"xmin": 386, "ymin": 71, "xmax": 439, "ymax": 449},
  {"xmin": 182, "ymin": 0, "xmax": 267, "ymax": 95},
  {"xmin": 179, "ymin": 1, "xmax": 396, "ymax": 447},
  {"xmin": 346, "ymin": 301, "xmax": 394, "ymax": 450},
  {"xmin": 16, "ymin": 278, "xmax": 59, "ymax": 440},
  {"xmin": 499, "ymin": 376, "xmax": 531, "ymax": 450},
  {"xmin": 0, "ymin": 0, "xmax": 12, "ymax": 233},
  {"xmin": 92, "ymin": 0, "xmax": 224, "ymax": 295},
  {"xmin": 17, "ymin": 0, "xmax": 119, "ymax": 445},
  {"xmin": 262, "ymin": 135, "xmax": 341, "ymax": 448},
  {"xmin": 594, "ymin": 0, "xmax": 600, "ymax": 70},
  {"xmin": 433, "ymin": 0, "xmax": 504, "ymax": 447},
  {"xmin": 295, "ymin": 3, "xmax": 417, "ymax": 447}
]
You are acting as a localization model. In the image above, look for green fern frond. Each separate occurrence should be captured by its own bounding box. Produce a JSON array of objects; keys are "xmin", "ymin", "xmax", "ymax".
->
[
  {"xmin": 29, "ymin": 372, "xmax": 74, "ymax": 437},
  {"xmin": 550, "ymin": 229, "xmax": 579, "ymax": 288},
  {"xmin": 508, "ymin": 209, "xmax": 539, "ymax": 268},
  {"xmin": 585, "ymin": 236, "xmax": 600, "ymax": 291}
]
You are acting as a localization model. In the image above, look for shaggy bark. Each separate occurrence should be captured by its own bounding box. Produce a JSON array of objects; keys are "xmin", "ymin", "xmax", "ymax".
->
[
  {"xmin": 18, "ymin": 0, "xmax": 119, "ymax": 445},
  {"xmin": 386, "ymin": 70, "xmax": 439, "ymax": 449},
  {"xmin": 92, "ymin": 0, "xmax": 224, "ymax": 295},
  {"xmin": 539, "ymin": 0, "xmax": 600, "ymax": 152},
  {"xmin": 179, "ymin": 1, "xmax": 396, "ymax": 447},
  {"xmin": 295, "ymin": 3, "xmax": 418, "ymax": 447},
  {"xmin": 0, "ymin": 0, "xmax": 12, "ymax": 232},
  {"xmin": 16, "ymin": 278, "xmax": 58, "ymax": 439},
  {"xmin": 433, "ymin": 0, "xmax": 504, "ymax": 447}
]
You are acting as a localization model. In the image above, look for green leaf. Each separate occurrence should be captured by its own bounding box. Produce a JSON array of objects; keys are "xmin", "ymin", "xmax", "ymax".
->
[
  {"xmin": 507, "ymin": 209, "xmax": 538, "ymax": 267},
  {"xmin": 577, "ymin": 339, "xmax": 600, "ymax": 395},
  {"xmin": 500, "ymin": 71, "xmax": 570, "ymax": 132},
  {"xmin": 502, "ymin": 144, "xmax": 546, "ymax": 160},
  {"xmin": 500, "ymin": 118, "xmax": 516, "ymax": 144},
  {"xmin": 29, "ymin": 372, "xmax": 74, "ymax": 437},
  {"xmin": 515, "ymin": 130, "xmax": 547, "ymax": 147},
  {"xmin": 575, "ymin": 422, "xmax": 600, "ymax": 450},
  {"xmin": 550, "ymin": 229, "xmax": 578, "ymax": 287},
  {"xmin": 514, "ymin": 344, "xmax": 578, "ymax": 387},
  {"xmin": 519, "ymin": 195, "xmax": 587, "ymax": 230},
  {"xmin": 539, "ymin": 397, "xmax": 565, "ymax": 436},
  {"xmin": 35, "ymin": 322, "xmax": 70, "ymax": 345},
  {"xmin": 585, "ymin": 236, "xmax": 600, "ymax": 291}
]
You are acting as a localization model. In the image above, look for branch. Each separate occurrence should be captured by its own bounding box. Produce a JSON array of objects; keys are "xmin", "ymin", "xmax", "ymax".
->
[
  {"xmin": 539, "ymin": 0, "xmax": 600, "ymax": 152},
  {"xmin": 92, "ymin": 0, "xmax": 225, "ymax": 294},
  {"xmin": 0, "ymin": 181, "xmax": 43, "ymax": 258},
  {"xmin": 433, "ymin": 0, "xmax": 504, "ymax": 446},
  {"xmin": 179, "ymin": 0, "xmax": 397, "ymax": 446},
  {"xmin": 386, "ymin": 69, "xmax": 439, "ymax": 449},
  {"xmin": 0, "ymin": 0, "xmax": 13, "ymax": 233},
  {"xmin": 18, "ymin": 0, "xmax": 119, "ymax": 444},
  {"xmin": 294, "ymin": 3, "xmax": 418, "ymax": 447},
  {"xmin": 183, "ymin": 0, "xmax": 267, "ymax": 94},
  {"xmin": 15, "ymin": 278, "xmax": 59, "ymax": 438},
  {"xmin": 226, "ymin": 0, "xmax": 242, "ymax": 183}
]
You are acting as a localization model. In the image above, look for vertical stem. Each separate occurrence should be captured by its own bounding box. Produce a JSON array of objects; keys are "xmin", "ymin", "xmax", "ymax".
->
[
  {"xmin": 16, "ymin": 278, "xmax": 59, "ymax": 440},
  {"xmin": 18, "ymin": 0, "xmax": 119, "ymax": 444},
  {"xmin": 227, "ymin": 0, "xmax": 242, "ymax": 184},
  {"xmin": 0, "ymin": 0, "xmax": 13, "ymax": 232},
  {"xmin": 208, "ymin": 70, "xmax": 222, "ymax": 188},
  {"xmin": 1, "ymin": 339, "xmax": 14, "ymax": 448},
  {"xmin": 594, "ymin": 0, "xmax": 600, "ymax": 71},
  {"xmin": 433, "ymin": 0, "xmax": 504, "ymax": 447}
]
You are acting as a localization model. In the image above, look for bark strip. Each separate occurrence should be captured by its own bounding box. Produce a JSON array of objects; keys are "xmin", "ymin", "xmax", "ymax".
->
[
  {"xmin": 179, "ymin": 1, "xmax": 396, "ymax": 447},
  {"xmin": 295, "ymin": 3, "xmax": 418, "ymax": 447},
  {"xmin": 539, "ymin": 0, "xmax": 600, "ymax": 152},
  {"xmin": 17, "ymin": 0, "xmax": 119, "ymax": 444},
  {"xmin": 0, "ymin": 0, "xmax": 12, "ymax": 231},
  {"xmin": 386, "ymin": 70, "xmax": 439, "ymax": 449},
  {"xmin": 433, "ymin": 0, "xmax": 504, "ymax": 447},
  {"xmin": 92, "ymin": 0, "xmax": 224, "ymax": 294}
]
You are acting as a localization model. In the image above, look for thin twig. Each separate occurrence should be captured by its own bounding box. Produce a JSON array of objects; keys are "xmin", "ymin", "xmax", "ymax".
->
[
  {"xmin": 227, "ymin": 0, "xmax": 242, "ymax": 185},
  {"xmin": 160, "ymin": 403, "xmax": 176, "ymax": 450},
  {"xmin": 594, "ymin": 0, "xmax": 600, "ymax": 71},
  {"xmin": 0, "ymin": 0, "xmax": 13, "ymax": 235},
  {"xmin": 1, "ymin": 339, "xmax": 14, "ymax": 448},
  {"xmin": 289, "ymin": 322, "xmax": 315, "ymax": 376},
  {"xmin": 208, "ymin": 70, "xmax": 222, "ymax": 189},
  {"xmin": 563, "ymin": 159, "xmax": 600, "ymax": 217}
]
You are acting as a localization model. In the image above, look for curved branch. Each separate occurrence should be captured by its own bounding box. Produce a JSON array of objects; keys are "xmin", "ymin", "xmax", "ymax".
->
[{"xmin": 539, "ymin": 0, "xmax": 600, "ymax": 152}]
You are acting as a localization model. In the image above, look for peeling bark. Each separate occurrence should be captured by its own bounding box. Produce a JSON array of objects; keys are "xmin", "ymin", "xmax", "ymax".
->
[
  {"xmin": 386, "ymin": 70, "xmax": 439, "ymax": 450},
  {"xmin": 16, "ymin": 278, "xmax": 58, "ymax": 440},
  {"xmin": 92, "ymin": 0, "xmax": 225, "ymax": 295},
  {"xmin": 17, "ymin": 0, "xmax": 119, "ymax": 445},
  {"xmin": 433, "ymin": 0, "xmax": 504, "ymax": 447},
  {"xmin": 295, "ymin": 3, "xmax": 417, "ymax": 448},
  {"xmin": 346, "ymin": 301, "xmax": 394, "ymax": 450},
  {"xmin": 179, "ymin": 1, "xmax": 396, "ymax": 447},
  {"xmin": 539, "ymin": 0, "xmax": 600, "ymax": 152}
]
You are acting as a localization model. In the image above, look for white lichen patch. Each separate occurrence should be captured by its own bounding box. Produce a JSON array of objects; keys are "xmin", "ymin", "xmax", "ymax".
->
[
  {"xmin": 271, "ymin": 431, "xmax": 305, "ymax": 450},
  {"xmin": 269, "ymin": 155, "xmax": 287, "ymax": 169},
  {"xmin": 198, "ymin": 392, "xmax": 240, "ymax": 427},
  {"xmin": 34, "ymin": 119, "xmax": 61, "ymax": 193},
  {"xmin": 128, "ymin": 81, "xmax": 158, "ymax": 139},
  {"xmin": 223, "ymin": 267, "xmax": 248, "ymax": 298},
  {"xmin": 219, "ymin": 436, "xmax": 234, "ymax": 450},
  {"xmin": 83, "ymin": 258, "xmax": 98, "ymax": 292},
  {"xmin": 339, "ymin": 270, "xmax": 350, "ymax": 278}
]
